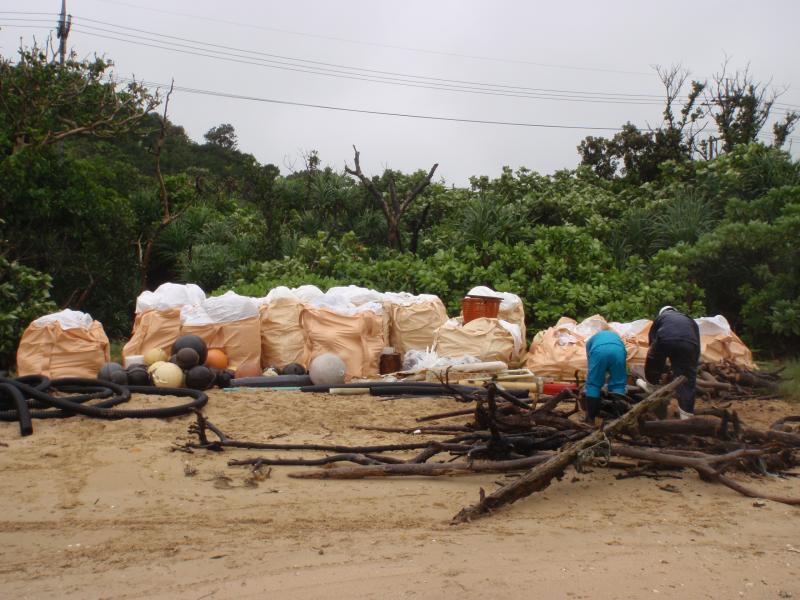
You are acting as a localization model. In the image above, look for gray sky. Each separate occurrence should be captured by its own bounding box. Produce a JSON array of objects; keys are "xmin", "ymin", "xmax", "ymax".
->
[{"xmin": 2, "ymin": 0, "xmax": 799, "ymax": 184}]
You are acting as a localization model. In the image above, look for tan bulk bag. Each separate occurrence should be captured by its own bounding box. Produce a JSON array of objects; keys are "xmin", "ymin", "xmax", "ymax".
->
[
  {"xmin": 525, "ymin": 316, "xmax": 589, "ymax": 380},
  {"xmin": 385, "ymin": 293, "xmax": 448, "ymax": 357},
  {"xmin": 16, "ymin": 310, "xmax": 110, "ymax": 378},
  {"xmin": 257, "ymin": 285, "xmax": 324, "ymax": 369},
  {"xmin": 467, "ymin": 286, "xmax": 526, "ymax": 342},
  {"xmin": 258, "ymin": 297, "xmax": 307, "ymax": 369},
  {"xmin": 697, "ymin": 315, "xmax": 754, "ymax": 367},
  {"xmin": 180, "ymin": 292, "xmax": 261, "ymax": 370},
  {"xmin": 300, "ymin": 305, "xmax": 385, "ymax": 380},
  {"xmin": 609, "ymin": 319, "xmax": 652, "ymax": 370},
  {"xmin": 123, "ymin": 283, "xmax": 205, "ymax": 359},
  {"xmin": 433, "ymin": 317, "xmax": 517, "ymax": 363}
]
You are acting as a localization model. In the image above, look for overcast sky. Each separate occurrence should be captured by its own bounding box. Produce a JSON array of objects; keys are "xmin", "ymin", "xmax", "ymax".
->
[{"xmin": 2, "ymin": 0, "xmax": 799, "ymax": 184}]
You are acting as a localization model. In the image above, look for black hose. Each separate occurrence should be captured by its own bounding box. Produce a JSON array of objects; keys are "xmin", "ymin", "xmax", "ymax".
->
[
  {"xmin": 299, "ymin": 381, "xmax": 530, "ymax": 398},
  {"xmin": 0, "ymin": 377, "xmax": 207, "ymax": 431},
  {"xmin": 15, "ymin": 375, "xmax": 51, "ymax": 390},
  {"xmin": 230, "ymin": 375, "xmax": 312, "ymax": 387},
  {"xmin": 0, "ymin": 383, "xmax": 33, "ymax": 436}
]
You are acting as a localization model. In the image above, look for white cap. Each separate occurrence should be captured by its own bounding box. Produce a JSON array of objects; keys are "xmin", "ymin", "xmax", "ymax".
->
[{"xmin": 658, "ymin": 305, "xmax": 676, "ymax": 316}]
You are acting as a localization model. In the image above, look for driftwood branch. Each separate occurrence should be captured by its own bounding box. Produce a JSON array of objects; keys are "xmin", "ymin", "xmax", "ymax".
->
[
  {"xmin": 613, "ymin": 445, "xmax": 800, "ymax": 506},
  {"xmin": 289, "ymin": 453, "xmax": 553, "ymax": 479}
]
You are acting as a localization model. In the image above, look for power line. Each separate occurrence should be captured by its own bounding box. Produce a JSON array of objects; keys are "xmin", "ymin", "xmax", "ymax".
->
[
  {"xmin": 90, "ymin": 0, "xmax": 656, "ymax": 77},
  {"xmin": 113, "ymin": 75, "xmax": 627, "ymax": 131},
  {"xmin": 6, "ymin": 15, "xmax": 800, "ymax": 110},
  {"xmin": 62, "ymin": 25, "xmax": 666, "ymax": 106},
  {"xmin": 3, "ymin": 17, "xmax": 798, "ymax": 142},
  {"xmin": 0, "ymin": 18, "xmax": 665, "ymax": 105},
  {"xmin": 76, "ymin": 15, "xmax": 664, "ymax": 100}
]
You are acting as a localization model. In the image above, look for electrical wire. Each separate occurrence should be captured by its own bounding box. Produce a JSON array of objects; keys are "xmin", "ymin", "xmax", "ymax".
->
[
  {"xmin": 75, "ymin": 16, "xmax": 664, "ymax": 100},
  {"xmin": 48, "ymin": 25, "xmax": 663, "ymax": 105},
  {"xmin": 6, "ymin": 15, "xmax": 798, "ymax": 110},
  {"xmin": 2, "ymin": 17, "xmax": 797, "ymax": 141},
  {"xmin": 112, "ymin": 75, "xmax": 626, "ymax": 131},
  {"xmin": 88, "ymin": 0, "xmax": 656, "ymax": 77}
]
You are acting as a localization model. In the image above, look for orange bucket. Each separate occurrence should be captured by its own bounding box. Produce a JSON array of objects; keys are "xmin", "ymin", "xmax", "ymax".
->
[{"xmin": 461, "ymin": 295, "xmax": 501, "ymax": 324}]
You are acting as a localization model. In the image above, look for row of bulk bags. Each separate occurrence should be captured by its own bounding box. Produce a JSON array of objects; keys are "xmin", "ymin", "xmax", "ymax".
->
[
  {"xmin": 16, "ymin": 310, "xmax": 110, "ymax": 378},
  {"xmin": 525, "ymin": 315, "xmax": 644, "ymax": 381},
  {"xmin": 526, "ymin": 314, "xmax": 754, "ymax": 381},
  {"xmin": 122, "ymin": 284, "xmax": 261, "ymax": 371},
  {"xmin": 122, "ymin": 283, "xmax": 206, "ymax": 358}
]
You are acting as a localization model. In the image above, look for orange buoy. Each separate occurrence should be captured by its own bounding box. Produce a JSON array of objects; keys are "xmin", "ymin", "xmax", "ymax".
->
[{"xmin": 205, "ymin": 348, "xmax": 229, "ymax": 370}]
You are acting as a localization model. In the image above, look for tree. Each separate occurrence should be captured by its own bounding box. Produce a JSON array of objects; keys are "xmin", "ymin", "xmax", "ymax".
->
[
  {"xmin": 704, "ymin": 59, "xmax": 798, "ymax": 153},
  {"xmin": 578, "ymin": 65, "xmax": 704, "ymax": 183},
  {"xmin": 345, "ymin": 146, "xmax": 438, "ymax": 249},
  {"xmin": 0, "ymin": 44, "xmax": 157, "ymax": 158},
  {"xmin": 203, "ymin": 123, "xmax": 238, "ymax": 150}
]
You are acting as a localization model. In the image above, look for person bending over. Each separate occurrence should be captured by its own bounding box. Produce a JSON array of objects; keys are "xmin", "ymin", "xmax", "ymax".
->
[
  {"xmin": 584, "ymin": 329, "xmax": 627, "ymax": 426},
  {"xmin": 645, "ymin": 305, "xmax": 700, "ymax": 419}
]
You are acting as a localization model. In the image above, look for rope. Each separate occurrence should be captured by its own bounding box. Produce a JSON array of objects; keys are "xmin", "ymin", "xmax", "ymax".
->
[{"xmin": 575, "ymin": 432, "xmax": 611, "ymax": 473}]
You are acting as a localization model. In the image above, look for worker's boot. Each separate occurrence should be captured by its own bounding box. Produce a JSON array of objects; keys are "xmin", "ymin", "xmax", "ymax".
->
[{"xmin": 585, "ymin": 396, "xmax": 601, "ymax": 427}]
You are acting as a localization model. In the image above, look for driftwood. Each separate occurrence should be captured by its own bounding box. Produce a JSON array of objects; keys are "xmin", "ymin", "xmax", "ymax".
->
[
  {"xmin": 288, "ymin": 454, "xmax": 553, "ymax": 479},
  {"xmin": 184, "ymin": 411, "xmax": 438, "ymax": 454},
  {"xmin": 639, "ymin": 415, "xmax": 800, "ymax": 446},
  {"xmin": 181, "ymin": 362, "xmax": 799, "ymax": 521},
  {"xmin": 451, "ymin": 378, "xmax": 683, "ymax": 524},
  {"xmin": 612, "ymin": 445, "xmax": 800, "ymax": 505}
]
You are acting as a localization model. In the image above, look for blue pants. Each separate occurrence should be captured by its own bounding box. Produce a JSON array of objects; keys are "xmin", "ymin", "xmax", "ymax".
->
[{"xmin": 586, "ymin": 343, "xmax": 627, "ymax": 397}]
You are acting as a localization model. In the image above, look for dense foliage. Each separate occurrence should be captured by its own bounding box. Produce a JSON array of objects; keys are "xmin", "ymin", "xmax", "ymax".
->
[{"xmin": 1, "ymin": 44, "xmax": 798, "ymax": 368}]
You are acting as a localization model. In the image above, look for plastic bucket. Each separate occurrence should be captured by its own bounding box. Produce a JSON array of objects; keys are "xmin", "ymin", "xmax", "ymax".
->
[{"xmin": 462, "ymin": 295, "xmax": 501, "ymax": 324}]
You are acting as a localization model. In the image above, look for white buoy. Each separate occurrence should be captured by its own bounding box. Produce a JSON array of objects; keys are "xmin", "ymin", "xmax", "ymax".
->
[{"xmin": 308, "ymin": 353, "xmax": 346, "ymax": 385}]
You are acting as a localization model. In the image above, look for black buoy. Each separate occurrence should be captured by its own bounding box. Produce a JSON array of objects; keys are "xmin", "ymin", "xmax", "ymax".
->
[
  {"xmin": 176, "ymin": 347, "xmax": 200, "ymax": 370},
  {"xmin": 185, "ymin": 365, "xmax": 216, "ymax": 390},
  {"xmin": 126, "ymin": 364, "xmax": 151, "ymax": 386},
  {"xmin": 281, "ymin": 362, "xmax": 307, "ymax": 376},
  {"xmin": 214, "ymin": 368, "xmax": 234, "ymax": 389},
  {"xmin": 110, "ymin": 370, "xmax": 129, "ymax": 385},
  {"xmin": 171, "ymin": 335, "xmax": 208, "ymax": 365},
  {"xmin": 98, "ymin": 362, "xmax": 125, "ymax": 382}
]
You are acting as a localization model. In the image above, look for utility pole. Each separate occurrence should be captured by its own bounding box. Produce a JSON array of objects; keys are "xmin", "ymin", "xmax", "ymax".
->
[{"xmin": 56, "ymin": 0, "xmax": 72, "ymax": 64}]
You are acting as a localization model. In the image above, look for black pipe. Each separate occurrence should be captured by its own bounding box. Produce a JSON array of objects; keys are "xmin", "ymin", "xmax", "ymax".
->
[{"xmin": 230, "ymin": 375, "xmax": 312, "ymax": 387}]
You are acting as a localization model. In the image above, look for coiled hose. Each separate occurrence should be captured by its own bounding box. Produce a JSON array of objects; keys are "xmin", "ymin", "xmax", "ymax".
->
[{"xmin": 0, "ymin": 376, "xmax": 208, "ymax": 437}]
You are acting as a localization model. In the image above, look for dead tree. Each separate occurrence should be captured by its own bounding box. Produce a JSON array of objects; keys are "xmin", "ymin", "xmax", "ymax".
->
[
  {"xmin": 135, "ymin": 80, "xmax": 191, "ymax": 291},
  {"xmin": 344, "ymin": 145, "xmax": 438, "ymax": 250}
]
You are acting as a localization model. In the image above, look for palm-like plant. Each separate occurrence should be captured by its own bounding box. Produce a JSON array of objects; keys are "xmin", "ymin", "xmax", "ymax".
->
[
  {"xmin": 649, "ymin": 188, "xmax": 719, "ymax": 250},
  {"xmin": 460, "ymin": 193, "xmax": 516, "ymax": 247}
]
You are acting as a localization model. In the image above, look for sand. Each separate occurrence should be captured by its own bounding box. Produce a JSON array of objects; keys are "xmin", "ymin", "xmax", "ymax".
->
[{"xmin": 0, "ymin": 389, "xmax": 798, "ymax": 599}]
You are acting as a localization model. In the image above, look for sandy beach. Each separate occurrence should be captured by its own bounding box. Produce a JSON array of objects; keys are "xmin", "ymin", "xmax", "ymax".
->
[{"xmin": 1, "ymin": 389, "xmax": 798, "ymax": 600}]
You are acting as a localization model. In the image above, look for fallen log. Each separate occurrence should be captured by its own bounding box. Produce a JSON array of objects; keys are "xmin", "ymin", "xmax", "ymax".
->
[
  {"xmin": 451, "ymin": 377, "xmax": 684, "ymax": 524},
  {"xmin": 288, "ymin": 453, "xmax": 554, "ymax": 479},
  {"xmin": 638, "ymin": 416, "xmax": 800, "ymax": 447}
]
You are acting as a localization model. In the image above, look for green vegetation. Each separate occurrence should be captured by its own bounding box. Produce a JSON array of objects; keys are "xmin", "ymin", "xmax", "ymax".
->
[
  {"xmin": 776, "ymin": 359, "xmax": 800, "ymax": 402},
  {"xmin": 1, "ymin": 44, "xmax": 798, "ymax": 370}
]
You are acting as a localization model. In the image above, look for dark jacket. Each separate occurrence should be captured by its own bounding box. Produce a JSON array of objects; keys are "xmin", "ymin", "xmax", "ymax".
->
[{"xmin": 649, "ymin": 310, "xmax": 700, "ymax": 347}]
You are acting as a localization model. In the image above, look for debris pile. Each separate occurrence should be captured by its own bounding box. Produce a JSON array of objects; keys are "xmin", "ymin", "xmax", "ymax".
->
[{"xmin": 179, "ymin": 363, "xmax": 800, "ymax": 521}]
